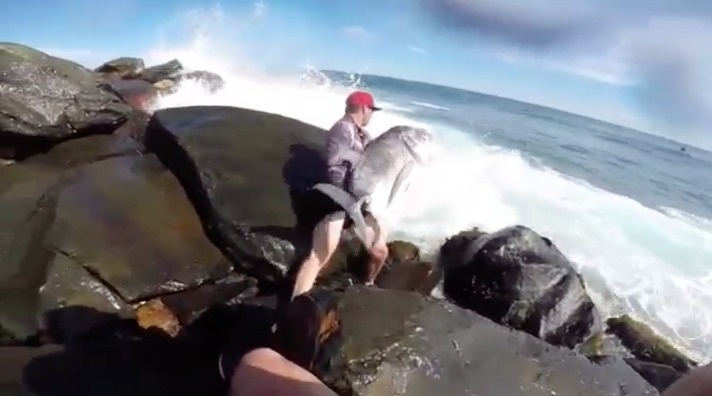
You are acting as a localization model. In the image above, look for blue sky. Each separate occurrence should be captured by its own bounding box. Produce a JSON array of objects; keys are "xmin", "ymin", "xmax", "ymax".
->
[{"xmin": 3, "ymin": 0, "xmax": 711, "ymax": 147}]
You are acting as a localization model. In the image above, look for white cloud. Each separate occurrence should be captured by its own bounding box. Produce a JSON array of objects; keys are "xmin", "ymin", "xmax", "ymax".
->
[
  {"xmin": 342, "ymin": 25, "xmax": 375, "ymax": 42},
  {"xmin": 494, "ymin": 47, "xmax": 633, "ymax": 86},
  {"xmin": 252, "ymin": 0, "xmax": 266, "ymax": 18},
  {"xmin": 408, "ymin": 46, "xmax": 428, "ymax": 55}
]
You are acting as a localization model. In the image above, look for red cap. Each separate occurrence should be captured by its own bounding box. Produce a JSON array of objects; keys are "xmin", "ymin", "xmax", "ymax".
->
[{"xmin": 346, "ymin": 91, "xmax": 381, "ymax": 111}]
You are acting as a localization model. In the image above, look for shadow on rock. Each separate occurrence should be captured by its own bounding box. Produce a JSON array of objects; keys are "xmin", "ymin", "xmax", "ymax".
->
[
  {"xmin": 144, "ymin": 107, "xmax": 329, "ymax": 288},
  {"xmin": 21, "ymin": 301, "xmax": 279, "ymax": 396}
]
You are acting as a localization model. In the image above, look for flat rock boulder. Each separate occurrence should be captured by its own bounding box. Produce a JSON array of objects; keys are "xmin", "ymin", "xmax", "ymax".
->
[
  {"xmin": 0, "ymin": 43, "xmax": 132, "ymax": 159},
  {"xmin": 273, "ymin": 287, "xmax": 658, "ymax": 396},
  {"xmin": 140, "ymin": 59, "xmax": 183, "ymax": 83},
  {"xmin": 606, "ymin": 314, "xmax": 697, "ymax": 391},
  {"xmin": 440, "ymin": 225, "xmax": 602, "ymax": 349},
  {"xmin": 0, "ymin": 137, "xmax": 232, "ymax": 343},
  {"xmin": 145, "ymin": 106, "xmax": 328, "ymax": 284},
  {"xmin": 95, "ymin": 57, "xmax": 145, "ymax": 79},
  {"xmin": 46, "ymin": 153, "xmax": 232, "ymax": 303}
]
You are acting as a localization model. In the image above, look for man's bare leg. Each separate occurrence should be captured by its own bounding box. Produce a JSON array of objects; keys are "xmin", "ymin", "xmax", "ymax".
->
[
  {"xmin": 291, "ymin": 212, "xmax": 346, "ymax": 300},
  {"xmin": 229, "ymin": 348, "xmax": 337, "ymax": 396},
  {"xmin": 362, "ymin": 214, "xmax": 389, "ymax": 285}
]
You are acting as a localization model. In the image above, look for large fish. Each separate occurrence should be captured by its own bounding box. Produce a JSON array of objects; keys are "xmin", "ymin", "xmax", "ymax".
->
[{"xmin": 314, "ymin": 125, "xmax": 433, "ymax": 247}]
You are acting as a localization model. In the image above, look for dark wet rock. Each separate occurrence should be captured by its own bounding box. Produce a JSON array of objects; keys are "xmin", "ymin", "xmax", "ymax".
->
[
  {"xmin": 437, "ymin": 226, "xmax": 487, "ymax": 267},
  {"xmin": 160, "ymin": 273, "xmax": 259, "ymax": 326},
  {"xmin": 0, "ymin": 43, "xmax": 132, "ymax": 159},
  {"xmin": 0, "ymin": 345, "xmax": 62, "ymax": 393},
  {"xmin": 624, "ymin": 359, "xmax": 684, "ymax": 392},
  {"xmin": 135, "ymin": 299, "xmax": 182, "ymax": 337},
  {"xmin": 440, "ymin": 225, "xmax": 603, "ymax": 349},
  {"xmin": 46, "ymin": 154, "xmax": 232, "ymax": 303},
  {"xmin": 21, "ymin": 320, "xmax": 226, "ymax": 396},
  {"xmin": 140, "ymin": 59, "xmax": 183, "ymax": 83},
  {"xmin": 375, "ymin": 241, "xmax": 440, "ymax": 295},
  {"xmin": 0, "ymin": 135, "xmax": 141, "ymax": 344},
  {"xmin": 103, "ymin": 78, "xmax": 158, "ymax": 112},
  {"xmin": 145, "ymin": 106, "xmax": 328, "ymax": 284},
  {"xmin": 0, "ymin": 142, "xmax": 232, "ymax": 343},
  {"xmin": 273, "ymin": 287, "xmax": 658, "ymax": 396},
  {"xmin": 310, "ymin": 238, "xmax": 438, "ymax": 295},
  {"xmin": 95, "ymin": 57, "xmax": 145, "ymax": 79},
  {"xmin": 606, "ymin": 315, "xmax": 697, "ymax": 373},
  {"xmin": 39, "ymin": 253, "xmax": 134, "ymax": 342},
  {"xmin": 177, "ymin": 70, "xmax": 225, "ymax": 93}
]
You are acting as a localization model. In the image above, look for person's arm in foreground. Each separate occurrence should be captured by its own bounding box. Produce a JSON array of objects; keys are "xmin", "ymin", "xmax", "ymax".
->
[
  {"xmin": 228, "ymin": 348, "xmax": 337, "ymax": 396},
  {"xmin": 661, "ymin": 363, "xmax": 712, "ymax": 396}
]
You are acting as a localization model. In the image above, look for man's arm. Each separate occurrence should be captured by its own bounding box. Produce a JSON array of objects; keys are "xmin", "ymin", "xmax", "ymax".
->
[
  {"xmin": 326, "ymin": 122, "xmax": 362, "ymax": 188},
  {"xmin": 327, "ymin": 123, "xmax": 362, "ymax": 164}
]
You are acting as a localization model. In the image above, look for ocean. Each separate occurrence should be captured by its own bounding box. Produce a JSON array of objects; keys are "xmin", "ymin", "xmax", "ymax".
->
[{"xmin": 139, "ymin": 38, "xmax": 712, "ymax": 364}]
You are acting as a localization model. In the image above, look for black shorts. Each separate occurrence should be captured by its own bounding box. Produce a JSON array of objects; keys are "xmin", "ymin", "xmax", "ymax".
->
[{"xmin": 292, "ymin": 187, "xmax": 371, "ymax": 231}]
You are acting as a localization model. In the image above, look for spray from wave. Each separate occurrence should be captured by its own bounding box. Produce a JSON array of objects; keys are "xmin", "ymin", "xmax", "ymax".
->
[{"xmin": 140, "ymin": 5, "xmax": 711, "ymax": 362}]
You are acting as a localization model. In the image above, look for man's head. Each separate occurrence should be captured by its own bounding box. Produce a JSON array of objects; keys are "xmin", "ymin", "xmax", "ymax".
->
[{"xmin": 345, "ymin": 91, "xmax": 381, "ymax": 127}]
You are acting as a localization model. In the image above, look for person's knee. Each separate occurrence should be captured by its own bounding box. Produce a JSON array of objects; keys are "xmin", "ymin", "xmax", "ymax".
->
[
  {"xmin": 240, "ymin": 347, "xmax": 283, "ymax": 368},
  {"xmin": 370, "ymin": 242, "xmax": 389, "ymax": 261}
]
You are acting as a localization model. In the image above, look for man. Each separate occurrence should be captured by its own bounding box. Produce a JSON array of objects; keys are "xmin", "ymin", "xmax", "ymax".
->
[{"xmin": 290, "ymin": 91, "xmax": 389, "ymax": 300}]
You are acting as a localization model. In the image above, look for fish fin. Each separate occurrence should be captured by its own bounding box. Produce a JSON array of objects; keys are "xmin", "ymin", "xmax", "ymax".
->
[
  {"xmin": 402, "ymin": 140, "xmax": 425, "ymax": 164},
  {"xmin": 313, "ymin": 183, "xmax": 356, "ymax": 210},
  {"xmin": 313, "ymin": 184, "xmax": 371, "ymax": 247},
  {"xmin": 387, "ymin": 161, "xmax": 414, "ymax": 207},
  {"xmin": 349, "ymin": 196, "xmax": 371, "ymax": 248}
]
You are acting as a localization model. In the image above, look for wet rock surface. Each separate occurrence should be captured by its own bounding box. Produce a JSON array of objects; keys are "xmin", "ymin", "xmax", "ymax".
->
[
  {"xmin": 605, "ymin": 315, "xmax": 698, "ymax": 392},
  {"xmin": 273, "ymin": 287, "xmax": 658, "ymax": 396},
  {"xmin": 0, "ymin": 43, "xmax": 132, "ymax": 159},
  {"xmin": 0, "ymin": 135, "xmax": 234, "ymax": 344},
  {"xmin": 46, "ymin": 153, "xmax": 232, "ymax": 303},
  {"xmin": 145, "ymin": 105, "xmax": 328, "ymax": 284},
  {"xmin": 607, "ymin": 315, "xmax": 697, "ymax": 373},
  {"xmin": 440, "ymin": 225, "xmax": 603, "ymax": 349},
  {"xmin": 139, "ymin": 59, "xmax": 183, "ymax": 83},
  {"xmin": 94, "ymin": 57, "xmax": 145, "ymax": 79}
]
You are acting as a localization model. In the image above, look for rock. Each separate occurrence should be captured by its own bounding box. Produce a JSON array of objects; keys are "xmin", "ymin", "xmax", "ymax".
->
[
  {"xmin": 0, "ymin": 43, "xmax": 132, "ymax": 159},
  {"xmin": 440, "ymin": 225, "xmax": 602, "ymax": 349},
  {"xmin": 606, "ymin": 315, "xmax": 697, "ymax": 373},
  {"xmin": 39, "ymin": 253, "xmax": 135, "ymax": 343},
  {"xmin": 153, "ymin": 79, "xmax": 175, "ymax": 92},
  {"xmin": 624, "ymin": 359, "xmax": 684, "ymax": 392},
  {"xmin": 21, "ymin": 321, "xmax": 226, "ymax": 396},
  {"xmin": 140, "ymin": 59, "xmax": 183, "ymax": 83},
  {"xmin": 375, "ymin": 241, "xmax": 440, "ymax": 295},
  {"xmin": 272, "ymin": 287, "xmax": 659, "ymax": 396},
  {"xmin": 0, "ymin": 345, "xmax": 63, "ymax": 392},
  {"xmin": 0, "ymin": 135, "xmax": 144, "ymax": 344},
  {"xmin": 136, "ymin": 299, "xmax": 181, "ymax": 337},
  {"xmin": 0, "ymin": 139, "xmax": 232, "ymax": 343},
  {"xmin": 46, "ymin": 153, "xmax": 233, "ymax": 303},
  {"xmin": 437, "ymin": 226, "xmax": 487, "ymax": 267},
  {"xmin": 103, "ymin": 78, "xmax": 158, "ymax": 112},
  {"xmin": 159, "ymin": 273, "xmax": 259, "ymax": 325},
  {"xmin": 145, "ymin": 106, "xmax": 328, "ymax": 284},
  {"xmin": 177, "ymin": 70, "xmax": 225, "ymax": 93},
  {"xmin": 95, "ymin": 57, "xmax": 145, "ymax": 79}
]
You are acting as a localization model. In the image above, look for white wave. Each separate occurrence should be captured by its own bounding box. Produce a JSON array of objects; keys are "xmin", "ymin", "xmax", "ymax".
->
[
  {"xmin": 142, "ymin": 5, "xmax": 712, "ymax": 363},
  {"xmin": 410, "ymin": 101, "xmax": 451, "ymax": 111}
]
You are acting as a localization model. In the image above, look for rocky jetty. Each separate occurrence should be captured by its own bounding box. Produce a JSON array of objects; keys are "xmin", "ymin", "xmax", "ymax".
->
[{"xmin": 0, "ymin": 43, "xmax": 701, "ymax": 395}]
